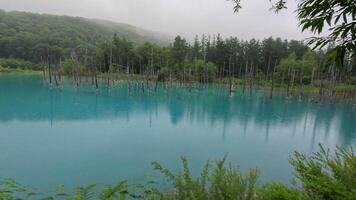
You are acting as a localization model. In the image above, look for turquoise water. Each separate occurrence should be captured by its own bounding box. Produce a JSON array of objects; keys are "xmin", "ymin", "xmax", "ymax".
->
[{"xmin": 0, "ymin": 74, "xmax": 355, "ymax": 191}]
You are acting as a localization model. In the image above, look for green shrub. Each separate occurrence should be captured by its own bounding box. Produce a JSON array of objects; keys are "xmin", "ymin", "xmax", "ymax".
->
[
  {"xmin": 0, "ymin": 66, "xmax": 12, "ymax": 72},
  {"xmin": 157, "ymin": 67, "xmax": 170, "ymax": 82},
  {"xmin": 61, "ymin": 59, "xmax": 77, "ymax": 75},
  {"xmin": 151, "ymin": 155, "xmax": 260, "ymax": 200},
  {"xmin": 0, "ymin": 58, "xmax": 42, "ymax": 70},
  {"xmin": 258, "ymin": 182, "xmax": 306, "ymax": 200},
  {"xmin": 289, "ymin": 145, "xmax": 356, "ymax": 200}
]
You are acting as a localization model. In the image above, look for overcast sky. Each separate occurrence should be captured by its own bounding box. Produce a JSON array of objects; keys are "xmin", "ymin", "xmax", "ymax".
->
[{"xmin": 0, "ymin": 0, "xmax": 313, "ymax": 41}]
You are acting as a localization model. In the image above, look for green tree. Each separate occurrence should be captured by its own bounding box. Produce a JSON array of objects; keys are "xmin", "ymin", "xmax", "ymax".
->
[
  {"xmin": 300, "ymin": 50, "xmax": 316, "ymax": 83},
  {"xmin": 275, "ymin": 53, "xmax": 300, "ymax": 96},
  {"xmin": 228, "ymin": 0, "xmax": 356, "ymax": 65}
]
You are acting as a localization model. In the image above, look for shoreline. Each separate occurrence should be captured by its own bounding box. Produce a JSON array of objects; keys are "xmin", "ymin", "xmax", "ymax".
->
[{"xmin": 1, "ymin": 70, "xmax": 355, "ymax": 101}]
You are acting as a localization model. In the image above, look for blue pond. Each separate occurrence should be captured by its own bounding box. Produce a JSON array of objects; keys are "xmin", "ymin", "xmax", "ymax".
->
[{"xmin": 0, "ymin": 74, "xmax": 355, "ymax": 190}]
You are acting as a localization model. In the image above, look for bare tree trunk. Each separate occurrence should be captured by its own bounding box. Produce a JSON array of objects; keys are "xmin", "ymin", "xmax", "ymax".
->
[
  {"xmin": 290, "ymin": 69, "xmax": 295, "ymax": 97},
  {"xmin": 331, "ymin": 64, "xmax": 337, "ymax": 98},
  {"xmin": 72, "ymin": 69, "xmax": 75, "ymax": 84},
  {"xmin": 58, "ymin": 68, "xmax": 62, "ymax": 83},
  {"xmin": 54, "ymin": 64, "xmax": 60, "ymax": 88},
  {"xmin": 95, "ymin": 68, "xmax": 98, "ymax": 92},
  {"xmin": 169, "ymin": 69, "xmax": 172, "ymax": 88},
  {"xmin": 238, "ymin": 63, "xmax": 242, "ymax": 80},
  {"xmin": 155, "ymin": 69, "xmax": 159, "ymax": 92},
  {"xmin": 189, "ymin": 66, "xmax": 192, "ymax": 93},
  {"xmin": 107, "ymin": 72, "xmax": 110, "ymax": 89},
  {"xmin": 299, "ymin": 68, "xmax": 304, "ymax": 101},
  {"xmin": 249, "ymin": 63, "xmax": 253, "ymax": 96},
  {"xmin": 266, "ymin": 54, "xmax": 271, "ymax": 81},
  {"xmin": 286, "ymin": 66, "xmax": 291, "ymax": 97},
  {"xmin": 141, "ymin": 80, "xmax": 145, "ymax": 93},
  {"xmin": 269, "ymin": 60, "xmax": 277, "ymax": 99},
  {"xmin": 183, "ymin": 66, "xmax": 186, "ymax": 86},
  {"xmin": 139, "ymin": 56, "xmax": 142, "ymax": 76},
  {"xmin": 42, "ymin": 64, "xmax": 46, "ymax": 82},
  {"xmin": 151, "ymin": 47, "xmax": 154, "ymax": 82},
  {"xmin": 280, "ymin": 70, "xmax": 285, "ymax": 87},
  {"xmin": 54, "ymin": 69, "xmax": 59, "ymax": 88},
  {"xmin": 48, "ymin": 55, "xmax": 52, "ymax": 86},
  {"xmin": 243, "ymin": 61, "xmax": 248, "ymax": 94},
  {"xmin": 344, "ymin": 72, "xmax": 351, "ymax": 98},
  {"xmin": 311, "ymin": 67, "xmax": 315, "ymax": 87},
  {"xmin": 319, "ymin": 74, "xmax": 323, "ymax": 102},
  {"xmin": 229, "ymin": 56, "xmax": 234, "ymax": 96},
  {"xmin": 74, "ymin": 62, "xmax": 80, "ymax": 87},
  {"xmin": 107, "ymin": 41, "xmax": 113, "ymax": 89},
  {"xmin": 204, "ymin": 51, "xmax": 207, "ymax": 85},
  {"xmin": 90, "ymin": 69, "xmax": 94, "ymax": 86}
]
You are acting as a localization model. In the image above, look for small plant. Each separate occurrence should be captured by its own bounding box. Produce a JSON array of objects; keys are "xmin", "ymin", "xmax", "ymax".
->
[
  {"xmin": 289, "ymin": 144, "xmax": 356, "ymax": 200},
  {"xmin": 0, "ymin": 178, "xmax": 38, "ymax": 200},
  {"xmin": 151, "ymin": 155, "xmax": 260, "ymax": 200},
  {"xmin": 258, "ymin": 182, "xmax": 306, "ymax": 200}
]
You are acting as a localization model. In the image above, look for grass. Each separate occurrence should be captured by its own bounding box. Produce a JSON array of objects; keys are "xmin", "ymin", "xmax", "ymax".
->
[{"xmin": 0, "ymin": 66, "xmax": 42, "ymax": 75}]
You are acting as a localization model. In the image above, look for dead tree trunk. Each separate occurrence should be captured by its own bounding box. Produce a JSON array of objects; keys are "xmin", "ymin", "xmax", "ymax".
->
[
  {"xmin": 318, "ymin": 71, "xmax": 323, "ymax": 102},
  {"xmin": 266, "ymin": 55, "xmax": 271, "ymax": 81},
  {"xmin": 269, "ymin": 60, "xmax": 277, "ymax": 99},
  {"xmin": 229, "ymin": 56, "xmax": 233, "ymax": 95},
  {"xmin": 299, "ymin": 68, "xmax": 304, "ymax": 101},
  {"xmin": 249, "ymin": 63, "xmax": 253, "ymax": 96},
  {"xmin": 331, "ymin": 64, "xmax": 337, "ymax": 98},
  {"xmin": 290, "ymin": 69, "xmax": 296, "ymax": 97},
  {"xmin": 286, "ymin": 66, "xmax": 291, "ymax": 97},
  {"xmin": 169, "ymin": 69, "xmax": 172, "ymax": 88},
  {"xmin": 311, "ymin": 67, "xmax": 315, "ymax": 87},
  {"xmin": 54, "ymin": 71, "xmax": 59, "ymax": 88},
  {"xmin": 95, "ymin": 74, "xmax": 98, "ymax": 91},
  {"xmin": 243, "ymin": 61, "xmax": 248, "ymax": 94},
  {"xmin": 54, "ymin": 65, "xmax": 59, "ymax": 88},
  {"xmin": 48, "ymin": 55, "xmax": 52, "ymax": 86},
  {"xmin": 42, "ymin": 64, "xmax": 46, "ymax": 82}
]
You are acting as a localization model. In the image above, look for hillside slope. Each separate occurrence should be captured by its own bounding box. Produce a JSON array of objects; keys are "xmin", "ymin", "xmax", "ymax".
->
[{"xmin": 0, "ymin": 10, "xmax": 171, "ymax": 62}]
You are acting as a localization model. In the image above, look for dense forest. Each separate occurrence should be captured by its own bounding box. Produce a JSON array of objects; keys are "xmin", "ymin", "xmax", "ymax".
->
[
  {"xmin": 0, "ymin": 10, "xmax": 355, "ymax": 99},
  {"xmin": 0, "ymin": 10, "xmax": 169, "ymax": 63}
]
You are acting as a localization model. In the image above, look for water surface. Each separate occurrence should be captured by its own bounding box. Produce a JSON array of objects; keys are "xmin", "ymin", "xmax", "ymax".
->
[{"xmin": 0, "ymin": 74, "xmax": 355, "ymax": 190}]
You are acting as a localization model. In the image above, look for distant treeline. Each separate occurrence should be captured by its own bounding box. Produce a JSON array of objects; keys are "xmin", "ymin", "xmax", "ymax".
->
[
  {"xmin": 0, "ymin": 10, "xmax": 355, "ymax": 98},
  {"xmin": 0, "ymin": 9, "xmax": 168, "ymax": 63}
]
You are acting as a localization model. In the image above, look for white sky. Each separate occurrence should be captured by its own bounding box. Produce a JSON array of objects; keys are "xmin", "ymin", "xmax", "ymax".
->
[{"xmin": 0, "ymin": 0, "xmax": 314, "ymax": 41}]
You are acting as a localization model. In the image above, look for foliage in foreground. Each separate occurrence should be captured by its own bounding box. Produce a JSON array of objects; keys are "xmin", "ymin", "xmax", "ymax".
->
[
  {"xmin": 290, "ymin": 146, "xmax": 356, "ymax": 200},
  {"xmin": 151, "ymin": 156, "xmax": 260, "ymax": 200},
  {"xmin": 0, "ymin": 145, "xmax": 355, "ymax": 200}
]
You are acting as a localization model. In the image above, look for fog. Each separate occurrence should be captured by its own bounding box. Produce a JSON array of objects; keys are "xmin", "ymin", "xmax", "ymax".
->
[{"xmin": 0, "ymin": 0, "xmax": 313, "ymax": 41}]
